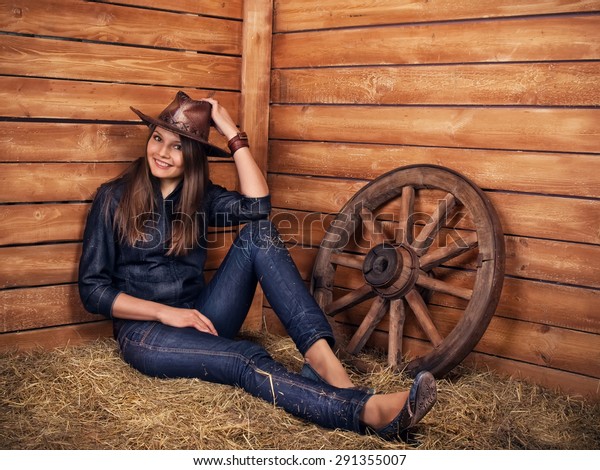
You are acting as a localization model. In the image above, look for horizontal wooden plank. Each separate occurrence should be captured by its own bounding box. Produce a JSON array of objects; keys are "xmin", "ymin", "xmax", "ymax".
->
[
  {"xmin": 1, "ymin": 243, "xmax": 82, "ymax": 288},
  {"xmin": 0, "ymin": 122, "xmax": 230, "ymax": 163},
  {"xmin": 455, "ymin": 306, "xmax": 600, "ymax": 378},
  {"xmin": 0, "ymin": 162, "xmax": 129, "ymax": 203},
  {"xmin": 272, "ymin": 15, "xmax": 600, "ymax": 67},
  {"xmin": 274, "ymin": 0, "xmax": 600, "ymax": 32},
  {"xmin": 462, "ymin": 349, "xmax": 600, "ymax": 401},
  {"xmin": 0, "ymin": 161, "xmax": 238, "ymax": 203},
  {"xmin": 0, "ymin": 321, "xmax": 113, "ymax": 352},
  {"xmin": 269, "ymin": 173, "xmax": 365, "ymax": 215},
  {"xmin": 267, "ymin": 174, "xmax": 600, "ymax": 244},
  {"xmin": 489, "ymin": 192, "xmax": 599, "ymax": 245},
  {"xmin": 0, "ymin": 232, "xmax": 235, "ymax": 288},
  {"xmin": 102, "ymin": 0, "xmax": 244, "ymax": 18},
  {"xmin": 0, "ymin": 76, "xmax": 240, "ymax": 121},
  {"xmin": 0, "ymin": 203, "xmax": 88, "ymax": 246},
  {"xmin": 503, "ymin": 236, "xmax": 600, "ymax": 289},
  {"xmin": 268, "ymin": 140, "xmax": 600, "ymax": 198},
  {"xmin": 1, "ymin": 35, "xmax": 241, "ymax": 90},
  {"xmin": 269, "ymin": 105, "xmax": 600, "ymax": 154},
  {"xmin": 1, "ymin": 0, "xmax": 242, "ymax": 54},
  {"xmin": 0, "ymin": 284, "xmax": 94, "ymax": 333},
  {"xmin": 271, "ymin": 62, "xmax": 600, "ymax": 106},
  {"xmin": 0, "ymin": 122, "xmax": 146, "ymax": 163}
]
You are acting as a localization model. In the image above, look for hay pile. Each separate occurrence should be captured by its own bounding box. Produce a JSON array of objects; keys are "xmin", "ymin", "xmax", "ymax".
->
[{"xmin": 1, "ymin": 332, "xmax": 598, "ymax": 450}]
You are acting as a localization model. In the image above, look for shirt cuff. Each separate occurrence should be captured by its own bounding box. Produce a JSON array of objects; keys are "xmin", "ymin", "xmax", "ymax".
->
[
  {"xmin": 244, "ymin": 194, "xmax": 271, "ymax": 219},
  {"xmin": 95, "ymin": 286, "xmax": 122, "ymax": 319}
]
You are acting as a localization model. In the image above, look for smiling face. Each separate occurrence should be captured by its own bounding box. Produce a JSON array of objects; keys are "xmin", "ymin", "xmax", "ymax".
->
[{"xmin": 146, "ymin": 126, "xmax": 185, "ymax": 196}]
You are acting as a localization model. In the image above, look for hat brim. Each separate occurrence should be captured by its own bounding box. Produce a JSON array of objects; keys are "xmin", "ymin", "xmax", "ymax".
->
[{"xmin": 130, "ymin": 106, "xmax": 231, "ymax": 158}]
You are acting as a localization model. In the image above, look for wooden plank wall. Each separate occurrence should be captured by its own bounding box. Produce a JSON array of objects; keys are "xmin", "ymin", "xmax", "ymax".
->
[
  {"xmin": 268, "ymin": 0, "xmax": 600, "ymax": 399},
  {"xmin": 0, "ymin": 0, "xmax": 255, "ymax": 349}
]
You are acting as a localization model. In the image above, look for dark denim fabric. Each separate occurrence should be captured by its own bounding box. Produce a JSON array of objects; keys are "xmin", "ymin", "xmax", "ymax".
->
[
  {"xmin": 116, "ymin": 220, "xmax": 371, "ymax": 433},
  {"xmin": 78, "ymin": 178, "xmax": 372, "ymax": 433}
]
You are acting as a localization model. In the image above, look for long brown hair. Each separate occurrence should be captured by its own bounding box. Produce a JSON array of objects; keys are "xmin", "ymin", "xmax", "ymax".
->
[{"xmin": 108, "ymin": 127, "xmax": 209, "ymax": 256}]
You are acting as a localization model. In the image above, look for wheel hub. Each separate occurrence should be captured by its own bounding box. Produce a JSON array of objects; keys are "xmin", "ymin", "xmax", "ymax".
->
[{"xmin": 362, "ymin": 243, "xmax": 418, "ymax": 298}]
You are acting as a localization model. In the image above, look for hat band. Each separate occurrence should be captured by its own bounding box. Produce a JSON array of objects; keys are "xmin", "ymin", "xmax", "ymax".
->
[{"xmin": 160, "ymin": 114, "xmax": 207, "ymax": 139}]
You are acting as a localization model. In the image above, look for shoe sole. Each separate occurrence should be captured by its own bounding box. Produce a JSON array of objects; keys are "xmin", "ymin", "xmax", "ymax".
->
[{"xmin": 409, "ymin": 371, "xmax": 437, "ymax": 428}]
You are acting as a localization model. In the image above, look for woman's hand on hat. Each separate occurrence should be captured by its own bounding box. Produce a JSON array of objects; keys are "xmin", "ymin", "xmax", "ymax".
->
[
  {"xmin": 201, "ymin": 97, "xmax": 239, "ymax": 141},
  {"xmin": 158, "ymin": 306, "xmax": 218, "ymax": 336}
]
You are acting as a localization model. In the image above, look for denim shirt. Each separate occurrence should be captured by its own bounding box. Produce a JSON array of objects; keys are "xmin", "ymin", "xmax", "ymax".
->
[{"xmin": 78, "ymin": 176, "xmax": 271, "ymax": 319}]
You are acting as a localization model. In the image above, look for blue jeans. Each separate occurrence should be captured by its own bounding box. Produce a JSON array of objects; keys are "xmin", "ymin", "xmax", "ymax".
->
[{"xmin": 115, "ymin": 220, "xmax": 372, "ymax": 433}]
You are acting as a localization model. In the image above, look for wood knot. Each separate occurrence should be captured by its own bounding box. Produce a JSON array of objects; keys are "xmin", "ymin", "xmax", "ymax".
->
[
  {"xmin": 540, "ymin": 352, "xmax": 552, "ymax": 365},
  {"xmin": 12, "ymin": 8, "xmax": 23, "ymax": 18}
]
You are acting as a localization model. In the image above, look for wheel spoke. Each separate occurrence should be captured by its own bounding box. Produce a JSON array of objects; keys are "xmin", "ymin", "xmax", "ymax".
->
[
  {"xmin": 419, "ymin": 231, "xmax": 479, "ymax": 271},
  {"xmin": 396, "ymin": 185, "xmax": 415, "ymax": 244},
  {"xmin": 387, "ymin": 299, "xmax": 406, "ymax": 367},
  {"xmin": 416, "ymin": 271, "xmax": 473, "ymax": 300},
  {"xmin": 330, "ymin": 252, "xmax": 365, "ymax": 270},
  {"xmin": 324, "ymin": 284, "xmax": 375, "ymax": 317},
  {"xmin": 405, "ymin": 288, "xmax": 443, "ymax": 347},
  {"xmin": 413, "ymin": 193, "xmax": 457, "ymax": 254},
  {"xmin": 346, "ymin": 296, "xmax": 389, "ymax": 355},
  {"xmin": 359, "ymin": 206, "xmax": 385, "ymax": 246}
]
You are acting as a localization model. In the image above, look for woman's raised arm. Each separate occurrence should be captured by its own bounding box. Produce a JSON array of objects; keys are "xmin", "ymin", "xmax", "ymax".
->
[{"xmin": 202, "ymin": 97, "xmax": 269, "ymax": 198}]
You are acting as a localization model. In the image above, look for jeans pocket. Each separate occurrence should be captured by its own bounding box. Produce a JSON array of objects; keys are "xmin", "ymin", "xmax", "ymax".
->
[{"xmin": 119, "ymin": 321, "xmax": 155, "ymax": 345}]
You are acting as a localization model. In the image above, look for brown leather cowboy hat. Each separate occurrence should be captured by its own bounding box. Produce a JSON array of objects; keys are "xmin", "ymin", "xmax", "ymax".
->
[{"xmin": 130, "ymin": 91, "xmax": 230, "ymax": 158}]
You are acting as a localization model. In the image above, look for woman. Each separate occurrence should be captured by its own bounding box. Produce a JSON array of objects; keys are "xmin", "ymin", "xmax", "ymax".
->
[{"xmin": 78, "ymin": 91, "xmax": 437, "ymax": 441}]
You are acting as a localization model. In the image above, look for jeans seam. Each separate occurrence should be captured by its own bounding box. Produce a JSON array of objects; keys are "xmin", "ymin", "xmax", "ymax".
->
[
  {"xmin": 140, "ymin": 322, "xmax": 156, "ymax": 343},
  {"xmin": 122, "ymin": 338, "xmax": 252, "ymax": 359}
]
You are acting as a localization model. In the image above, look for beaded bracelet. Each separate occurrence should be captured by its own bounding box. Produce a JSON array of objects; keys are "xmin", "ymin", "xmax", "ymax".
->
[{"xmin": 227, "ymin": 132, "xmax": 249, "ymax": 154}]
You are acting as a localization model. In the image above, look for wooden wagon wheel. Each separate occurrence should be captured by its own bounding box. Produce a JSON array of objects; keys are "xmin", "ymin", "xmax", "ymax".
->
[{"xmin": 311, "ymin": 164, "xmax": 505, "ymax": 378}]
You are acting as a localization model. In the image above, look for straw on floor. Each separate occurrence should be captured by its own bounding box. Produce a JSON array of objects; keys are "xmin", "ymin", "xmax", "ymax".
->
[{"xmin": 1, "ymin": 332, "xmax": 598, "ymax": 450}]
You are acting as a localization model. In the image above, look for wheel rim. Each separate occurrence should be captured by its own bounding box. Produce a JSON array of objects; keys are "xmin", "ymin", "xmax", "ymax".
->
[{"xmin": 311, "ymin": 164, "xmax": 505, "ymax": 378}]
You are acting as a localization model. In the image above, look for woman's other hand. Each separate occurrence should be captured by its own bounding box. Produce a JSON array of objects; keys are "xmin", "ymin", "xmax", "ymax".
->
[
  {"xmin": 111, "ymin": 293, "xmax": 218, "ymax": 336},
  {"xmin": 159, "ymin": 307, "xmax": 219, "ymax": 335}
]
